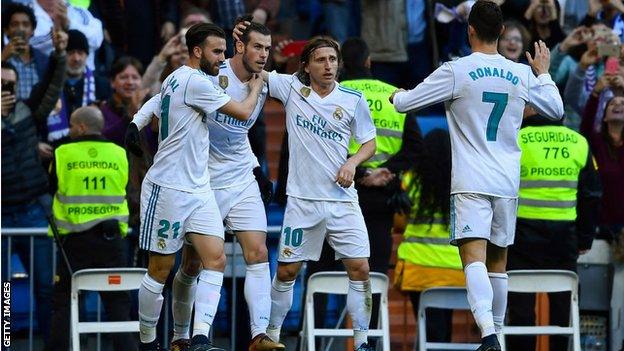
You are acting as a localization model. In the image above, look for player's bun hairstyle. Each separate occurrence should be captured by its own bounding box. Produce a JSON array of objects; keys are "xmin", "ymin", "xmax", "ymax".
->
[
  {"xmin": 468, "ymin": 0, "xmax": 504, "ymax": 44},
  {"xmin": 340, "ymin": 37, "xmax": 370, "ymax": 82},
  {"xmin": 234, "ymin": 15, "xmax": 271, "ymax": 44},
  {"xmin": 185, "ymin": 23, "xmax": 226, "ymax": 55},
  {"xmin": 296, "ymin": 37, "xmax": 341, "ymax": 86}
]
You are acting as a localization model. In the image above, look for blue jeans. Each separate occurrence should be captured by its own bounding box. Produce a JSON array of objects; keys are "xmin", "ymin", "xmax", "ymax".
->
[{"xmin": 1, "ymin": 198, "xmax": 54, "ymax": 341}]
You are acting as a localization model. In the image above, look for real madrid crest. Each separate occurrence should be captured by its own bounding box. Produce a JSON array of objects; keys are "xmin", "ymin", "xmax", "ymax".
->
[
  {"xmin": 333, "ymin": 107, "xmax": 343, "ymax": 120},
  {"xmin": 300, "ymin": 87, "xmax": 311, "ymax": 98},
  {"xmin": 157, "ymin": 238, "xmax": 166, "ymax": 250},
  {"xmin": 219, "ymin": 75, "xmax": 228, "ymax": 89}
]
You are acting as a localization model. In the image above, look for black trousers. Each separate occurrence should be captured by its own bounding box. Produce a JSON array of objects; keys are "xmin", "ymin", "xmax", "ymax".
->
[
  {"xmin": 46, "ymin": 224, "xmax": 137, "ymax": 351},
  {"xmin": 506, "ymin": 219, "xmax": 578, "ymax": 351}
]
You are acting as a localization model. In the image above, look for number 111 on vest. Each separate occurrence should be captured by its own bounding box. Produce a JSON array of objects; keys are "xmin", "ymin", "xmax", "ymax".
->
[{"xmin": 83, "ymin": 176, "xmax": 106, "ymax": 190}]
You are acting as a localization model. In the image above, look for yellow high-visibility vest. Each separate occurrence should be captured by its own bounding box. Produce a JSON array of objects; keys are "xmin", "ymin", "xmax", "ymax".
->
[
  {"xmin": 344, "ymin": 79, "xmax": 405, "ymax": 168},
  {"xmin": 50, "ymin": 140, "xmax": 129, "ymax": 236},
  {"xmin": 518, "ymin": 126, "xmax": 589, "ymax": 221},
  {"xmin": 398, "ymin": 172, "xmax": 462, "ymax": 270}
]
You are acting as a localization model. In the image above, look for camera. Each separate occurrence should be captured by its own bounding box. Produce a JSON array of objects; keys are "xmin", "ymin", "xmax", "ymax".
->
[{"xmin": 1, "ymin": 81, "xmax": 15, "ymax": 95}]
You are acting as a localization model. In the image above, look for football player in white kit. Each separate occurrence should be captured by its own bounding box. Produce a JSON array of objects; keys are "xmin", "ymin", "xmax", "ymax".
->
[
  {"xmin": 255, "ymin": 38, "xmax": 378, "ymax": 350},
  {"xmin": 390, "ymin": 2, "xmax": 564, "ymax": 350},
  {"xmin": 161, "ymin": 20, "xmax": 286, "ymax": 351},
  {"xmin": 125, "ymin": 23, "xmax": 264, "ymax": 351}
]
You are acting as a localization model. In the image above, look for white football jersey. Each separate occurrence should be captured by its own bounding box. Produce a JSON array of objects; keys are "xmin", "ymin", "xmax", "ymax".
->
[
  {"xmin": 207, "ymin": 59, "xmax": 268, "ymax": 189},
  {"xmin": 136, "ymin": 65, "xmax": 231, "ymax": 193},
  {"xmin": 393, "ymin": 52, "xmax": 564, "ymax": 198},
  {"xmin": 268, "ymin": 71, "xmax": 376, "ymax": 202}
]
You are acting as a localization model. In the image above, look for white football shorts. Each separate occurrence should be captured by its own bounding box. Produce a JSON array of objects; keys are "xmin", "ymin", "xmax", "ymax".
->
[
  {"xmin": 449, "ymin": 193, "xmax": 518, "ymax": 248},
  {"xmin": 277, "ymin": 196, "xmax": 370, "ymax": 262},
  {"xmin": 139, "ymin": 179, "xmax": 224, "ymax": 254},
  {"xmin": 214, "ymin": 180, "xmax": 267, "ymax": 233}
]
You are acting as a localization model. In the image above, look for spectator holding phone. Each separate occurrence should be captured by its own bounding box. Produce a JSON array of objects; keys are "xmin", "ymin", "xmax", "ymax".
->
[
  {"xmin": 1, "ymin": 26, "xmax": 67, "ymax": 345},
  {"xmin": 581, "ymin": 72, "xmax": 624, "ymax": 239},
  {"xmin": 523, "ymin": 0, "xmax": 565, "ymax": 49},
  {"xmin": 1, "ymin": 2, "xmax": 51, "ymax": 101},
  {"xmin": 587, "ymin": 0, "xmax": 624, "ymax": 42}
]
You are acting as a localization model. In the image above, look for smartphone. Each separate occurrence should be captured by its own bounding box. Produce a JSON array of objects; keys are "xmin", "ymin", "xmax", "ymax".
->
[
  {"xmin": 12, "ymin": 30, "xmax": 26, "ymax": 54},
  {"xmin": 597, "ymin": 43, "xmax": 620, "ymax": 57},
  {"xmin": 1, "ymin": 81, "xmax": 15, "ymax": 95},
  {"xmin": 606, "ymin": 57, "xmax": 620, "ymax": 75},
  {"xmin": 281, "ymin": 40, "xmax": 307, "ymax": 57}
]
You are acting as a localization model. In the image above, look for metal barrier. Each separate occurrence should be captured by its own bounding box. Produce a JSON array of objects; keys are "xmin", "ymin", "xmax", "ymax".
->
[{"xmin": 1, "ymin": 225, "xmax": 282, "ymax": 351}]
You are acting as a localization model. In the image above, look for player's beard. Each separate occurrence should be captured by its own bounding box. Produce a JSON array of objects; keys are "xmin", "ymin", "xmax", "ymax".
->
[
  {"xmin": 199, "ymin": 55, "xmax": 219, "ymax": 76},
  {"xmin": 242, "ymin": 52, "xmax": 262, "ymax": 74}
]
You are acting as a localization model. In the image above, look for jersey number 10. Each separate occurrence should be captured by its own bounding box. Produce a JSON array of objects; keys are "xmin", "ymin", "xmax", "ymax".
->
[{"xmin": 482, "ymin": 91, "xmax": 509, "ymax": 142}]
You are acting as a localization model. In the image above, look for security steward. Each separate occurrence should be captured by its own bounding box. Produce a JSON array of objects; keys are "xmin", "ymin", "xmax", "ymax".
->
[
  {"xmin": 343, "ymin": 37, "xmax": 422, "ymax": 327},
  {"xmin": 506, "ymin": 108, "xmax": 602, "ymax": 351},
  {"xmin": 46, "ymin": 106, "xmax": 137, "ymax": 351}
]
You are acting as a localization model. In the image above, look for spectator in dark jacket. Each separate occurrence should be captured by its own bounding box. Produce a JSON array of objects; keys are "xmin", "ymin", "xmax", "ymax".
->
[{"xmin": 1, "ymin": 28, "xmax": 67, "ymax": 344}]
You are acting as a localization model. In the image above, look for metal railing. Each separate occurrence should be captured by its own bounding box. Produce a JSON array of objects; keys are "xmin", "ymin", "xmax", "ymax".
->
[{"xmin": 1, "ymin": 225, "xmax": 283, "ymax": 351}]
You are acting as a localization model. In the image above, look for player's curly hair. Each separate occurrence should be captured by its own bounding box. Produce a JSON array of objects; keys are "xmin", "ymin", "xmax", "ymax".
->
[
  {"xmin": 296, "ymin": 37, "xmax": 341, "ymax": 86},
  {"xmin": 408, "ymin": 129, "xmax": 452, "ymax": 227}
]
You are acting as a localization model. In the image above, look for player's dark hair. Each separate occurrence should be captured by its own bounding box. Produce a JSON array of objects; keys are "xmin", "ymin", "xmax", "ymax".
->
[
  {"xmin": 235, "ymin": 15, "xmax": 271, "ymax": 44},
  {"xmin": 2, "ymin": 2, "xmax": 37, "ymax": 31},
  {"xmin": 339, "ymin": 37, "xmax": 371, "ymax": 81},
  {"xmin": 601, "ymin": 96, "xmax": 624, "ymax": 158},
  {"xmin": 468, "ymin": 0, "xmax": 504, "ymax": 44},
  {"xmin": 296, "ymin": 37, "xmax": 341, "ymax": 86},
  {"xmin": 110, "ymin": 56, "xmax": 144, "ymax": 79},
  {"xmin": 185, "ymin": 23, "xmax": 226, "ymax": 55},
  {"xmin": 408, "ymin": 129, "xmax": 451, "ymax": 228}
]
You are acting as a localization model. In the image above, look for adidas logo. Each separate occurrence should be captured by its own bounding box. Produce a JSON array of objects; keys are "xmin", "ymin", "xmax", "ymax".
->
[{"xmin": 462, "ymin": 225, "xmax": 472, "ymax": 234}]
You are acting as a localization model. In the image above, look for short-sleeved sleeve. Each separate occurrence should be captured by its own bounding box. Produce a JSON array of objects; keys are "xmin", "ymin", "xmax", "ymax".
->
[
  {"xmin": 132, "ymin": 93, "xmax": 161, "ymax": 129},
  {"xmin": 184, "ymin": 75, "xmax": 231, "ymax": 114},
  {"xmin": 268, "ymin": 71, "xmax": 294, "ymax": 103},
  {"xmin": 351, "ymin": 96, "xmax": 377, "ymax": 144}
]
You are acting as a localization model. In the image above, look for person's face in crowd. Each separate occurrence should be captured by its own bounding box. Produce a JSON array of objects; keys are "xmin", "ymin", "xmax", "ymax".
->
[
  {"xmin": 499, "ymin": 27, "xmax": 523, "ymax": 62},
  {"xmin": 533, "ymin": 1, "xmax": 556, "ymax": 25},
  {"xmin": 195, "ymin": 36, "xmax": 226, "ymax": 76},
  {"xmin": 239, "ymin": 31, "xmax": 271, "ymax": 74},
  {"xmin": 111, "ymin": 64, "xmax": 142, "ymax": 100},
  {"xmin": 67, "ymin": 49, "xmax": 88, "ymax": 77},
  {"xmin": 605, "ymin": 96, "xmax": 624, "ymax": 123},
  {"xmin": 181, "ymin": 13, "xmax": 210, "ymax": 29},
  {"xmin": 7, "ymin": 12, "xmax": 34, "ymax": 40},
  {"xmin": 305, "ymin": 46, "xmax": 339, "ymax": 88}
]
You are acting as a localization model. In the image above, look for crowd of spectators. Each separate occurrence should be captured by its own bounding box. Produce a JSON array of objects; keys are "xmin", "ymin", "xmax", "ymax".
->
[{"xmin": 1, "ymin": 0, "xmax": 623, "ymax": 348}]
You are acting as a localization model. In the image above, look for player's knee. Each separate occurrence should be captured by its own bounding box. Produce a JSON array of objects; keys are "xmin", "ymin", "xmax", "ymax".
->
[
  {"xmin": 148, "ymin": 260, "xmax": 175, "ymax": 283},
  {"xmin": 181, "ymin": 257, "xmax": 202, "ymax": 277},
  {"xmin": 203, "ymin": 252, "xmax": 226, "ymax": 272},
  {"xmin": 346, "ymin": 260, "xmax": 370, "ymax": 281},
  {"xmin": 277, "ymin": 264, "xmax": 300, "ymax": 281},
  {"xmin": 244, "ymin": 244, "xmax": 268, "ymax": 264}
]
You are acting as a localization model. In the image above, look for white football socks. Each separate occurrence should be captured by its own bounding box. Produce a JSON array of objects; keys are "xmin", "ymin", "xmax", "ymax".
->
[
  {"xmin": 138, "ymin": 274, "xmax": 165, "ymax": 343},
  {"xmin": 489, "ymin": 272, "xmax": 508, "ymax": 333},
  {"xmin": 172, "ymin": 269, "xmax": 198, "ymax": 341},
  {"xmin": 192, "ymin": 270, "xmax": 223, "ymax": 338},
  {"xmin": 347, "ymin": 279, "xmax": 372, "ymax": 348},
  {"xmin": 245, "ymin": 262, "xmax": 272, "ymax": 338},
  {"xmin": 465, "ymin": 261, "xmax": 496, "ymax": 337},
  {"xmin": 266, "ymin": 277, "xmax": 296, "ymax": 342}
]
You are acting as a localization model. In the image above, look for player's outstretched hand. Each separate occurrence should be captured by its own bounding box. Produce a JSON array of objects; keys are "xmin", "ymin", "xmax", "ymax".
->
[
  {"xmin": 124, "ymin": 123, "xmax": 143, "ymax": 157},
  {"xmin": 526, "ymin": 40, "xmax": 550, "ymax": 76},
  {"xmin": 335, "ymin": 160, "xmax": 356, "ymax": 188}
]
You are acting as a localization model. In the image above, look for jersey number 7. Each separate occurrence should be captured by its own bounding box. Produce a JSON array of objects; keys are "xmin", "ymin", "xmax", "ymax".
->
[{"xmin": 482, "ymin": 91, "xmax": 509, "ymax": 142}]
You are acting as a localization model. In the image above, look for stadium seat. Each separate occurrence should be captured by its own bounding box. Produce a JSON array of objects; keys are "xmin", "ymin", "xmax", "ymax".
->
[
  {"xmin": 300, "ymin": 271, "xmax": 391, "ymax": 351},
  {"xmin": 417, "ymin": 287, "xmax": 480, "ymax": 351},
  {"xmin": 501, "ymin": 270, "xmax": 581, "ymax": 351},
  {"xmin": 70, "ymin": 268, "xmax": 147, "ymax": 351}
]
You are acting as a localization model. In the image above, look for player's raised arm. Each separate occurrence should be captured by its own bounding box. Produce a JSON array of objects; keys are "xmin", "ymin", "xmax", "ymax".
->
[
  {"xmin": 390, "ymin": 63, "xmax": 454, "ymax": 113},
  {"xmin": 526, "ymin": 40, "xmax": 564, "ymax": 120},
  {"xmin": 217, "ymin": 73, "xmax": 264, "ymax": 120}
]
